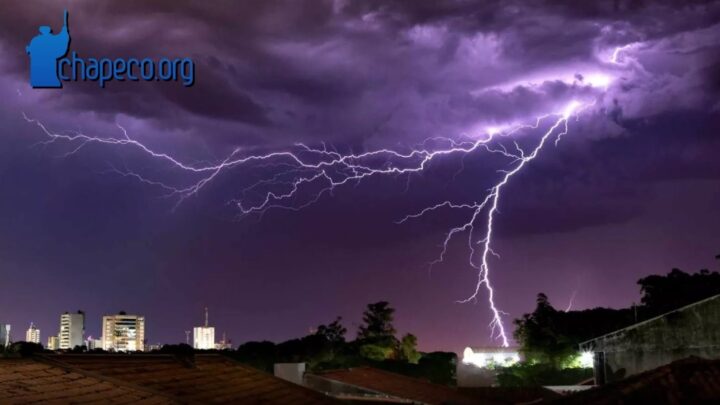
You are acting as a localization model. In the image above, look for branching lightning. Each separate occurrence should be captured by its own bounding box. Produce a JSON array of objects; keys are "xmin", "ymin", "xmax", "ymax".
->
[{"xmin": 23, "ymin": 97, "xmax": 596, "ymax": 347}]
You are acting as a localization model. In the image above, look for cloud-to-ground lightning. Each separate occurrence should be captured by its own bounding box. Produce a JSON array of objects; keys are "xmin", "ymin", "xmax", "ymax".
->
[{"xmin": 23, "ymin": 97, "xmax": 595, "ymax": 347}]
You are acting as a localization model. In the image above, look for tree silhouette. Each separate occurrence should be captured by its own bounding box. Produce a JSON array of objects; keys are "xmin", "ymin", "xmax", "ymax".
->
[
  {"xmin": 357, "ymin": 301, "xmax": 396, "ymax": 340},
  {"xmin": 515, "ymin": 257, "xmax": 720, "ymax": 368},
  {"xmin": 638, "ymin": 267, "xmax": 720, "ymax": 316},
  {"xmin": 315, "ymin": 317, "xmax": 346, "ymax": 344}
]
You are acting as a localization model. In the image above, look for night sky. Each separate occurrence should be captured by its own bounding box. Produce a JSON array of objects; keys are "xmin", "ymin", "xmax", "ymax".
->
[{"xmin": 1, "ymin": 1, "xmax": 719, "ymax": 352}]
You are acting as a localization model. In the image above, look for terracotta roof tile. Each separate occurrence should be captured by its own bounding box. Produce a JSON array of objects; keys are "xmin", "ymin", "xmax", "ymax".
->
[
  {"xmin": 52, "ymin": 354, "xmax": 337, "ymax": 404},
  {"xmin": 0, "ymin": 358, "xmax": 173, "ymax": 404},
  {"xmin": 315, "ymin": 366, "xmax": 499, "ymax": 404}
]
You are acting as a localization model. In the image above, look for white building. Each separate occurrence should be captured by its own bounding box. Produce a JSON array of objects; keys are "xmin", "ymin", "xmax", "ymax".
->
[
  {"xmin": 457, "ymin": 346, "xmax": 522, "ymax": 387},
  {"xmin": 47, "ymin": 336, "xmax": 59, "ymax": 350},
  {"xmin": 25, "ymin": 323, "xmax": 40, "ymax": 344},
  {"xmin": 0, "ymin": 324, "xmax": 10, "ymax": 347},
  {"xmin": 102, "ymin": 312, "xmax": 145, "ymax": 352},
  {"xmin": 193, "ymin": 307, "xmax": 215, "ymax": 350},
  {"xmin": 59, "ymin": 311, "xmax": 85, "ymax": 349}
]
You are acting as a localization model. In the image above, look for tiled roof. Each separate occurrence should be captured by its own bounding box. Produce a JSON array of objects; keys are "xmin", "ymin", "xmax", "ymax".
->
[
  {"xmin": 555, "ymin": 357, "xmax": 720, "ymax": 404},
  {"xmin": 314, "ymin": 366, "xmax": 498, "ymax": 405},
  {"xmin": 458, "ymin": 386, "xmax": 561, "ymax": 403},
  {"xmin": 51, "ymin": 354, "xmax": 337, "ymax": 404},
  {"xmin": 0, "ymin": 358, "xmax": 173, "ymax": 404}
]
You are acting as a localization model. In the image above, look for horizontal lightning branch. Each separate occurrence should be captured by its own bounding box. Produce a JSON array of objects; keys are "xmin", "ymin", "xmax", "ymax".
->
[{"xmin": 22, "ymin": 99, "xmax": 593, "ymax": 347}]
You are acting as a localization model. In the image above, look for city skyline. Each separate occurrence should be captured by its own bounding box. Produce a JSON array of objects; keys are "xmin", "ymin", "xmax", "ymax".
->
[{"xmin": 0, "ymin": 307, "xmax": 228, "ymax": 350}]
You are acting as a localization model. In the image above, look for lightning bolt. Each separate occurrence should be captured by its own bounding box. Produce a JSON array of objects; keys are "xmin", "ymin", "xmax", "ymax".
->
[{"xmin": 22, "ymin": 98, "xmax": 594, "ymax": 347}]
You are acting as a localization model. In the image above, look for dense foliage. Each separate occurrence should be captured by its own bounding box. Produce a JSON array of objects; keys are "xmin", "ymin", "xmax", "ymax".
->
[
  {"xmin": 514, "ymin": 259, "xmax": 720, "ymax": 367},
  {"xmin": 229, "ymin": 301, "xmax": 457, "ymax": 384}
]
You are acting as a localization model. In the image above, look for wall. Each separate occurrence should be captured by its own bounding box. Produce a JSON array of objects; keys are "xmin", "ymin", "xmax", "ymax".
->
[{"xmin": 581, "ymin": 294, "xmax": 720, "ymax": 383}]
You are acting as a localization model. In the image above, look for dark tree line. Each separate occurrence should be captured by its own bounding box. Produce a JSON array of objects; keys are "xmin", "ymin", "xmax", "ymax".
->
[
  {"xmin": 229, "ymin": 301, "xmax": 454, "ymax": 385},
  {"xmin": 514, "ymin": 255, "xmax": 720, "ymax": 367}
]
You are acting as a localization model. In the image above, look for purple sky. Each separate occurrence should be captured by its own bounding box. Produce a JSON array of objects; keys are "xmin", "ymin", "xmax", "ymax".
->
[{"xmin": 0, "ymin": 1, "xmax": 719, "ymax": 352}]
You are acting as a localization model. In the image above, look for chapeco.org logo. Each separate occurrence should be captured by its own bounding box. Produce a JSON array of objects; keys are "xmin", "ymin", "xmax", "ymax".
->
[{"xmin": 26, "ymin": 10, "xmax": 195, "ymax": 89}]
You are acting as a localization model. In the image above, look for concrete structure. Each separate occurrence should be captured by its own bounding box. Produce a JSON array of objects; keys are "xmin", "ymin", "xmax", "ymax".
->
[
  {"xmin": 25, "ymin": 323, "xmax": 40, "ymax": 344},
  {"xmin": 0, "ymin": 324, "xmax": 10, "ymax": 347},
  {"xmin": 47, "ymin": 336, "xmax": 59, "ymax": 350},
  {"xmin": 457, "ymin": 346, "xmax": 521, "ymax": 387},
  {"xmin": 101, "ymin": 313, "xmax": 145, "ymax": 352},
  {"xmin": 580, "ymin": 294, "xmax": 720, "ymax": 384},
  {"xmin": 274, "ymin": 363, "xmax": 306, "ymax": 386},
  {"xmin": 193, "ymin": 307, "xmax": 215, "ymax": 350},
  {"xmin": 59, "ymin": 311, "xmax": 85, "ymax": 349}
]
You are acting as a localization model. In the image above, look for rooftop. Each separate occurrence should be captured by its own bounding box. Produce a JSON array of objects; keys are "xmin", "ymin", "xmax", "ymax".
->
[
  {"xmin": 0, "ymin": 354, "xmax": 337, "ymax": 404},
  {"xmin": 0, "ymin": 358, "xmax": 172, "ymax": 404},
  {"xmin": 313, "ymin": 366, "xmax": 496, "ymax": 405}
]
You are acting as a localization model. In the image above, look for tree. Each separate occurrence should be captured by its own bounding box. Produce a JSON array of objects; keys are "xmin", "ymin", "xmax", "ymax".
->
[
  {"xmin": 234, "ymin": 341, "xmax": 276, "ymax": 372},
  {"xmin": 399, "ymin": 334, "xmax": 421, "ymax": 364},
  {"xmin": 4, "ymin": 342, "xmax": 44, "ymax": 357},
  {"xmin": 514, "ymin": 293, "xmax": 633, "ymax": 368},
  {"xmin": 638, "ymin": 267, "xmax": 720, "ymax": 316},
  {"xmin": 514, "ymin": 261, "xmax": 720, "ymax": 371},
  {"xmin": 514, "ymin": 293, "xmax": 571, "ymax": 367},
  {"xmin": 358, "ymin": 301, "xmax": 396, "ymax": 340},
  {"xmin": 315, "ymin": 317, "xmax": 346, "ymax": 344},
  {"xmin": 357, "ymin": 301, "xmax": 399, "ymax": 361},
  {"xmin": 158, "ymin": 343, "xmax": 194, "ymax": 357}
]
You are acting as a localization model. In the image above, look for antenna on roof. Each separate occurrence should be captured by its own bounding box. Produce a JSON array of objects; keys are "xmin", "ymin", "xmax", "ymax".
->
[
  {"xmin": 185, "ymin": 330, "xmax": 191, "ymax": 345},
  {"xmin": 204, "ymin": 307, "xmax": 209, "ymax": 327}
]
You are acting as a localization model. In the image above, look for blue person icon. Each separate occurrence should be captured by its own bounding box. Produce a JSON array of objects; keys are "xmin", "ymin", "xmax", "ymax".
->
[{"xmin": 26, "ymin": 10, "xmax": 70, "ymax": 88}]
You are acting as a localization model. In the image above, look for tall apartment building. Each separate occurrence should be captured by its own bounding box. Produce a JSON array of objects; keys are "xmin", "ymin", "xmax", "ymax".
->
[
  {"xmin": 102, "ymin": 312, "xmax": 145, "ymax": 352},
  {"xmin": 25, "ymin": 323, "xmax": 40, "ymax": 344},
  {"xmin": 59, "ymin": 311, "xmax": 85, "ymax": 349},
  {"xmin": 193, "ymin": 307, "xmax": 215, "ymax": 350}
]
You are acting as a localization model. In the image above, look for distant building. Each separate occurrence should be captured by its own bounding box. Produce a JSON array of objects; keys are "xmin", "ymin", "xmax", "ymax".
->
[
  {"xmin": 0, "ymin": 324, "xmax": 10, "ymax": 347},
  {"xmin": 215, "ymin": 332, "xmax": 232, "ymax": 350},
  {"xmin": 193, "ymin": 307, "xmax": 215, "ymax": 350},
  {"xmin": 102, "ymin": 312, "xmax": 145, "ymax": 352},
  {"xmin": 25, "ymin": 323, "xmax": 40, "ymax": 344},
  {"xmin": 581, "ymin": 294, "xmax": 720, "ymax": 384},
  {"xmin": 146, "ymin": 343, "xmax": 162, "ymax": 352},
  {"xmin": 457, "ymin": 346, "xmax": 521, "ymax": 387},
  {"xmin": 85, "ymin": 337, "xmax": 102, "ymax": 350},
  {"xmin": 59, "ymin": 311, "xmax": 85, "ymax": 349},
  {"xmin": 47, "ymin": 336, "xmax": 59, "ymax": 350}
]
